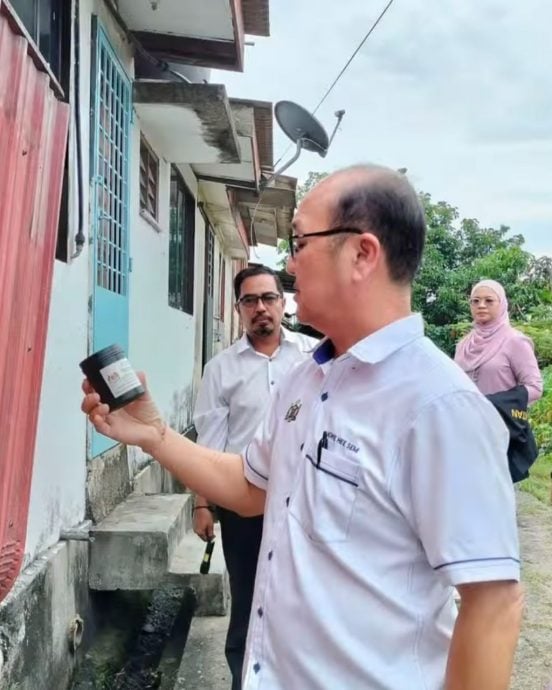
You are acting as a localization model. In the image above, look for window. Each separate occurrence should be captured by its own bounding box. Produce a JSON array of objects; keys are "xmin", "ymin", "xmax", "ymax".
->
[
  {"xmin": 206, "ymin": 228, "xmax": 215, "ymax": 300},
  {"xmin": 139, "ymin": 137, "xmax": 159, "ymax": 219},
  {"xmin": 11, "ymin": 0, "xmax": 72, "ymax": 261},
  {"xmin": 10, "ymin": 0, "xmax": 70, "ymax": 87},
  {"xmin": 219, "ymin": 254, "xmax": 226, "ymax": 321},
  {"xmin": 169, "ymin": 167, "xmax": 195, "ymax": 314}
]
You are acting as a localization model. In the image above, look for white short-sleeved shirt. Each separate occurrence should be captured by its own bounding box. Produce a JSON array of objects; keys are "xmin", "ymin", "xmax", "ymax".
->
[
  {"xmin": 194, "ymin": 328, "xmax": 317, "ymax": 453},
  {"xmin": 243, "ymin": 314, "xmax": 519, "ymax": 690}
]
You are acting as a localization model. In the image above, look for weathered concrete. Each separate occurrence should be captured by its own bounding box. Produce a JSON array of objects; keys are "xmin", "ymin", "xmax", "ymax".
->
[
  {"xmin": 89, "ymin": 494, "xmax": 193, "ymax": 590},
  {"xmin": 167, "ymin": 526, "xmax": 229, "ymax": 616},
  {"xmin": 0, "ymin": 541, "xmax": 89, "ymax": 690},
  {"xmin": 133, "ymin": 81, "xmax": 241, "ymax": 165},
  {"xmin": 132, "ymin": 461, "xmax": 183, "ymax": 496},
  {"xmin": 86, "ymin": 444, "xmax": 131, "ymax": 523},
  {"xmin": 173, "ymin": 616, "xmax": 230, "ymax": 690}
]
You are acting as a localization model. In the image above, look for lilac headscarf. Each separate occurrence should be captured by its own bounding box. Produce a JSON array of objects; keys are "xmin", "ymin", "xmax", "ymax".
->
[{"xmin": 455, "ymin": 279, "xmax": 513, "ymax": 373}]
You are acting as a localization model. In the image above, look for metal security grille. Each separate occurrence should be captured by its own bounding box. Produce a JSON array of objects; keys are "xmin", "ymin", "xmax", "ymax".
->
[
  {"xmin": 94, "ymin": 30, "xmax": 131, "ymax": 296},
  {"xmin": 90, "ymin": 21, "xmax": 131, "ymax": 458},
  {"xmin": 139, "ymin": 135, "xmax": 158, "ymax": 218},
  {"xmin": 206, "ymin": 229, "xmax": 215, "ymax": 299},
  {"xmin": 169, "ymin": 166, "xmax": 195, "ymax": 314}
]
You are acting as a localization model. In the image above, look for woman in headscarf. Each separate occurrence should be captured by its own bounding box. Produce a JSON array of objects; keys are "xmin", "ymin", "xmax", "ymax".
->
[{"xmin": 455, "ymin": 279, "xmax": 543, "ymax": 404}]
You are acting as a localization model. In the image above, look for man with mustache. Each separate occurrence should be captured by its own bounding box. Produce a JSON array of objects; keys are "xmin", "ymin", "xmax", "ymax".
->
[{"xmin": 192, "ymin": 264, "xmax": 316, "ymax": 690}]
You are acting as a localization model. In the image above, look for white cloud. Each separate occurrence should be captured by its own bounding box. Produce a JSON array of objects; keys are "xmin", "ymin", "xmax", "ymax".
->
[{"xmin": 216, "ymin": 0, "xmax": 552, "ymax": 256}]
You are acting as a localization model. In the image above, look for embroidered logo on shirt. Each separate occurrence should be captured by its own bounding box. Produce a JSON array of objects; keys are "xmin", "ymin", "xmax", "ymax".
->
[{"xmin": 284, "ymin": 400, "xmax": 302, "ymax": 422}]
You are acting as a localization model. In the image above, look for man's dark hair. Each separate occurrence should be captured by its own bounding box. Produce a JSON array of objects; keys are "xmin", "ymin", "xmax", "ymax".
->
[
  {"xmin": 234, "ymin": 265, "xmax": 284, "ymax": 301},
  {"xmin": 331, "ymin": 166, "xmax": 426, "ymax": 284}
]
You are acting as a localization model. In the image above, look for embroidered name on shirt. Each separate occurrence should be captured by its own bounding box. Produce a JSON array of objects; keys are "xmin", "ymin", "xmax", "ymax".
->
[
  {"xmin": 285, "ymin": 400, "xmax": 302, "ymax": 422},
  {"xmin": 326, "ymin": 431, "xmax": 360, "ymax": 453}
]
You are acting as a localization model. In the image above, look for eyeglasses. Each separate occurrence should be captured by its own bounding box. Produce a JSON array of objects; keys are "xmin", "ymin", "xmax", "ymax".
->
[
  {"xmin": 288, "ymin": 227, "xmax": 364, "ymax": 257},
  {"xmin": 237, "ymin": 292, "xmax": 282, "ymax": 309},
  {"xmin": 469, "ymin": 297, "xmax": 498, "ymax": 306}
]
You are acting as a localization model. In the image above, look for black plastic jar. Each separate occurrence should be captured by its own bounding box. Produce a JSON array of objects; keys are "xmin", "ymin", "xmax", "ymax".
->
[{"xmin": 79, "ymin": 344, "xmax": 145, "ymax": 411}]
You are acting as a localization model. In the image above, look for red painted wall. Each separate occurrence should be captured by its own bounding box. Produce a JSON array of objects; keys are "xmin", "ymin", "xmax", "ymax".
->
[{"xmin": 0, "ymin": 2, "xmax": 69, "ymax": 603}]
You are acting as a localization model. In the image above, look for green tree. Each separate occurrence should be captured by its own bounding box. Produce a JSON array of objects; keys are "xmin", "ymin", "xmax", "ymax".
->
[{"xmin": 278, "ymin": 171, "xmax": 551, "ymax": 346}]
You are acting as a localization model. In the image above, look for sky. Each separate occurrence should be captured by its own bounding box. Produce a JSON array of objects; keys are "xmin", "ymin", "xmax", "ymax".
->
[{"xmin": 214, "ymin": 0, "xmax": 552, "ymax": 267}]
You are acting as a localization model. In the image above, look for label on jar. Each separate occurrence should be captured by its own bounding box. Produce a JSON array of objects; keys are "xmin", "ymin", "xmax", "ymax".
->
[{"xmin": 100, "ymin": 358, "xmax": 141, "ymax": 398}]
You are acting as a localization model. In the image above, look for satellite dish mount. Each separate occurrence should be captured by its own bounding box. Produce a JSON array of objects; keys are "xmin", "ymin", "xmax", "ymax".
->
[{"xmin": 261, "ymin": 101, "xmax": 345, "ymax": 189}]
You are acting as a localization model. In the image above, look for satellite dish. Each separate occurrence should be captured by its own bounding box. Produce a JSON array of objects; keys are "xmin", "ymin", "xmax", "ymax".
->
[
  {"xmin": 260, "ymin": 101, "xmax": 346, "ymax": 188},
  {"xmin": 275, "ymin": 101, "xmax": 329, "ymax": 156}
]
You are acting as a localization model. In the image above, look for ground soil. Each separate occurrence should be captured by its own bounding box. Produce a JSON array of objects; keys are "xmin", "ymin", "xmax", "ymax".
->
[{"xmin": 511, "ymin": 490, "xmax": 552, "ymax": 690}]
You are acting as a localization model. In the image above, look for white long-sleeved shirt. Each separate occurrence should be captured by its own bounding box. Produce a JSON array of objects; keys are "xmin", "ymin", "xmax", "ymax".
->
[{"xmin": 193, "ymin": 328, "xmax": 317, "ymax": 454}]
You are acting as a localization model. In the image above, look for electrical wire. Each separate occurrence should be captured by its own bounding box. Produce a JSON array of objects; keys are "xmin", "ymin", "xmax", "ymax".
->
[{"xmin": 273, "ymin": 0, "xmax": 396, "ymax": 169}]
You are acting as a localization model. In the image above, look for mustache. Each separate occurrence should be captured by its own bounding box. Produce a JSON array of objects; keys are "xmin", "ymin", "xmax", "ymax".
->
[{"xmin": 253, "ymin": 315, "xmax": 273, "ymax": 323}]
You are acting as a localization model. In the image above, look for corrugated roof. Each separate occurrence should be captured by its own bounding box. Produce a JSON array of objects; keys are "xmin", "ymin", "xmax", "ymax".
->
[{"xmin": 242, "ymin": 0, "xmax": 270, "ymax": 37}]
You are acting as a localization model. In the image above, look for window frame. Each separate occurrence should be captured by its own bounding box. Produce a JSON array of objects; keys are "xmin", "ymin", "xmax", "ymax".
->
[
  {"xmin": 10, "ymin": 0, "xmax": 72, "ymax": 262},
  {"xmin": 139, "ymin": 136, "xmax": 160, "ymax": 220},
  {"xmin": 168, "ymin": 166, "xmax": 196, "ymax": 315},
  {"xmin": 9, "ymin": 0, "xmax": 70, "ymax": 90}
]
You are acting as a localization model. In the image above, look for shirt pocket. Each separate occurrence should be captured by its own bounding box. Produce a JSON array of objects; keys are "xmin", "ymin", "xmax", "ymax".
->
[{"xmin": 290, "ymin": 446, "xmax": 361, "ymax": 543}]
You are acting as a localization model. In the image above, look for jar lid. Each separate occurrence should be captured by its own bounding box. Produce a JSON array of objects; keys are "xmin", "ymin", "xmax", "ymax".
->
[{"xmin": 79, "ymin": 343, "xmax": 125, "ymax": 372}]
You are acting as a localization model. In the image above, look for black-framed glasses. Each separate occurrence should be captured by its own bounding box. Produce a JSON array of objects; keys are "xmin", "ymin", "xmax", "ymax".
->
[
  {"xmin": 237, "ymin": 292, "xmax": 282, "ymax": 309},
  {"xmin": 288, "ymin": 227, "xmax": 364, "ymax": 257}
]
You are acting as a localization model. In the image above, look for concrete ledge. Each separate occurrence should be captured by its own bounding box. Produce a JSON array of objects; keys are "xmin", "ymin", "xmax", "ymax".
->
[
  {"xmin": 172, "ymin": 616, "xmax": 230, "ymax": 690},
  {"xmin": 167, "ymin": 527, "xmax": 229, "ymax": 616},
  {"xmin": 87, "ymin": 444, "xmax": 131, "ymax": 523},
  {"xmin": 132, "ymin": 461, "xmax": 184, "ymax": 496},
  {"xmin": 90, "ymin": 494, "xmax": 192, "ymax": 590},
  {"xmin": 0, "ymin": 541, "xmax": 89, "ymax": 690}
]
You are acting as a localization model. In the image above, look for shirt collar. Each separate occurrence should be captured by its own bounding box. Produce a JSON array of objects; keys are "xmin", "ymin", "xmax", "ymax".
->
[
  {"xmin": 313, "ymin": 314, "xmax": 424, "ymax": 365},
  {"xmin": 236, "ymin": 327, "xmax": 296, "ymax": 355}
]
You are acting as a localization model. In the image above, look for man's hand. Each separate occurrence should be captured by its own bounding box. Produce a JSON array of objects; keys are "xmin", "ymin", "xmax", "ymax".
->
[
  {"xmin": 193, "ymin": 505, "xmax": 215, "ymax": 542},
  {"xmin": 81, "ymin": 374, "xmax": 166, "ymax": 453}
]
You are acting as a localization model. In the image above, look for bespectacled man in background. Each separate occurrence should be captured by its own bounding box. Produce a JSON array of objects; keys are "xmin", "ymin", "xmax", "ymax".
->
[{"xmin": 192, "ymin": 265, "xmax": 317, "ymax": 690}]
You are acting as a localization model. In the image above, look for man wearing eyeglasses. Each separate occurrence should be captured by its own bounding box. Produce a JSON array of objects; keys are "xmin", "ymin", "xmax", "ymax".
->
[
  {"xmin": 192, "ymin": 264, "xmax": 317, "ymax": 690},
  {"xmin": 82, "ymin": 164, "xmax": 521, "ymax": 690}
]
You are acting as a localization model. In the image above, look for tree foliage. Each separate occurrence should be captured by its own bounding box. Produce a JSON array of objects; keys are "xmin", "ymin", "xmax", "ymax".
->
[{"xmin": 281, "ymin": 171, "xmax": 551, "ymax": 352}]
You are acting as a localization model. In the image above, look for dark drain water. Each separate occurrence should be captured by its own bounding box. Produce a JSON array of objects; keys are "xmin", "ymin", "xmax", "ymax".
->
[
  {"xmin": 72, "ymin": 585, "xmax": 197, "ymax": 690},
  {"xmin": 113, "ymin": 586, "xmax": 197, "ymax": 690}
]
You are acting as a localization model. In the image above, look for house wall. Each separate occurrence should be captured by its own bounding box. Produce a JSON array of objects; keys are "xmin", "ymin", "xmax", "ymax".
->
[
  {"xmin": 1, "ymin": 0, "xmax": 255, "ymax": 686},
  {"xmin": 127, "ymin": 144, "xmax": 207, "ymax": 470},
  {"xmin": 25, "ymin": 0, "xmax": 232, "ymax": 561}
]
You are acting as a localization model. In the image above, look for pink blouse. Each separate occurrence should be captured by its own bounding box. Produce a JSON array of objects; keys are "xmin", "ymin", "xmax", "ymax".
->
[{"xmin": 457, "ymin": 330, "xmax": 543, "ymax": 404}]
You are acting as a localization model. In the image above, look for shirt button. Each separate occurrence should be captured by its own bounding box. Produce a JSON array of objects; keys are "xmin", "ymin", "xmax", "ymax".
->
[
  {"xmin": 285, "ymin": 496, "xmax": 290, "ymax": 506},
  {"xmin": 268, "ymin": 551, "xmax": 273, "ymax": 560},
  {"xmin": 257, "ymin": 606, "xmax": 263, "ymax": 617},
  {"xmin": 321, "ymin": 392, "xmax": 329, "ymax": 401},
  {"xmin": 270, "ymin": 380, "xmax": 275, "ymax": 385},
  {"xmin": 253, "ymin": 662, "xmax": 261, "ymax": 674}
]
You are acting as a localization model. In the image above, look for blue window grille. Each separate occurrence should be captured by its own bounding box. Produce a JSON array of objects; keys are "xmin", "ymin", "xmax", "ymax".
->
[
  {"xmin": 89, "ymin": 22, "xmax": 132, "ymax": 458},
  {"xmin": 93, "ymin": 28, "xmax": 131, "ymax": 298}
]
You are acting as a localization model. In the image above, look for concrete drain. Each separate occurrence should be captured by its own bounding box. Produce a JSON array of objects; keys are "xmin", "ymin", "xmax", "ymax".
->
[{"xmin": 112, "ymin": 585, "xmax": 197, "ymax": 690}]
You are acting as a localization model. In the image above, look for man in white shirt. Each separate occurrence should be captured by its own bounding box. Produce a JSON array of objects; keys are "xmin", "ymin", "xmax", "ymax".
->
[
  {"xmin": 192, "ymin": 265, "xmax": 316, "ymax": 690},
  {"xmin": 83, "ymin": 164, "xmax": 523, "ymax": 690}
]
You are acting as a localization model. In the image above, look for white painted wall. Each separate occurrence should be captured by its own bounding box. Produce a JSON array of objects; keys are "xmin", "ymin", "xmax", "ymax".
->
[
  {"xmin": 127, "ymin": 125, "xmax": 207, "ymax": 469},
  {"xmin": 26, "ymin": 1, "xmax": 140, "ymax": 561},
  {"xmin": 25, "ymin": 0, "xmax": 246, "ymax": 560},
  {"xmin": 26, "ymin": 0, "xmax": 94, "ymax": 562}
]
